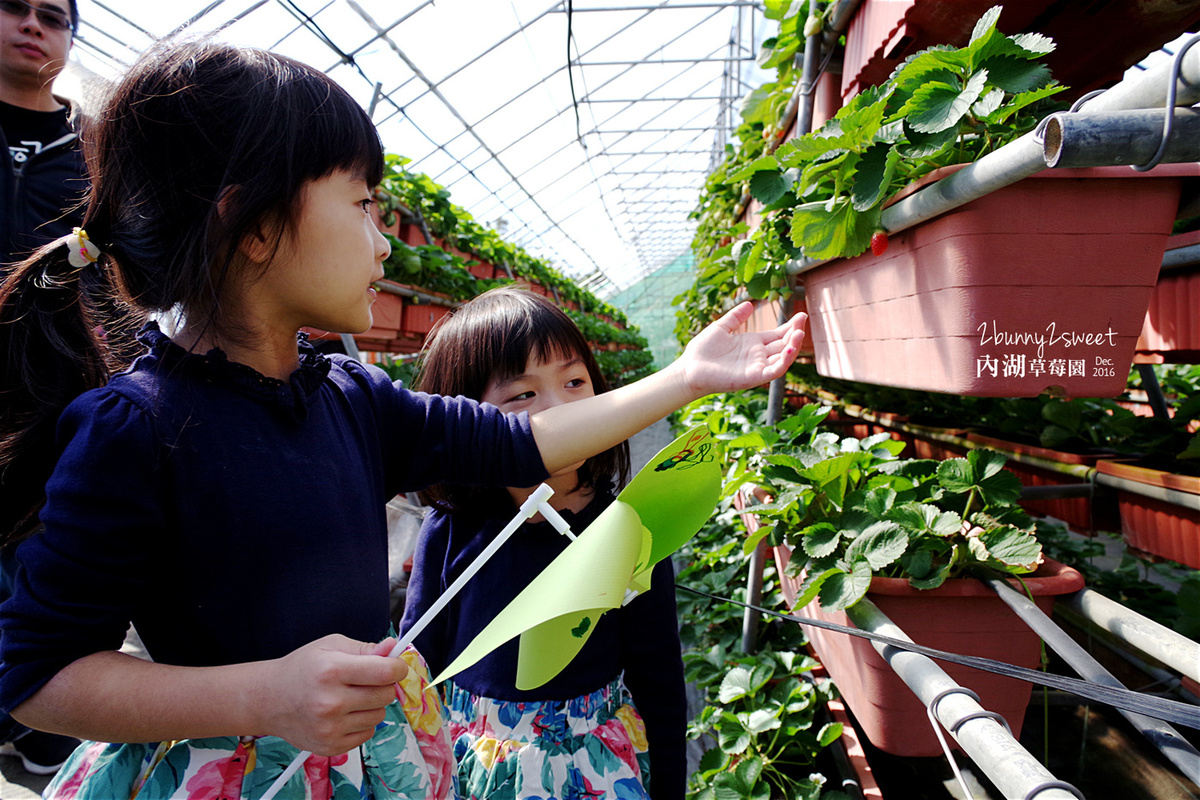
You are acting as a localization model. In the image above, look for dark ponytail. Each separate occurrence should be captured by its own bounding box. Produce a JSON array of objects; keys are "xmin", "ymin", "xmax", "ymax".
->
[
  {"xmin": 0, "ymin": 240, "xmax": 143, "ymax": 547},
  {"xmin": 0, "ymin": 37, "xmax": 383, "ymax": 546}
]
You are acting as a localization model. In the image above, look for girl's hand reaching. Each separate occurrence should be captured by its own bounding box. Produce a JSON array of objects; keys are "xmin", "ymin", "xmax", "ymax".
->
[
  {"xmin": 674, "ymin": 302, "xmax": 808, "ymax": 397},
  {"xmin": 262, "ymin": 634, "xmax": 409, "ymax": 756}
]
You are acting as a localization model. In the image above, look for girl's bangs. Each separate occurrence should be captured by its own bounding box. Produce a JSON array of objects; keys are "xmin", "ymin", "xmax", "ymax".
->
[{"xmin": 292, "ymin": 68, "xmax": 385, "ymax": 187}]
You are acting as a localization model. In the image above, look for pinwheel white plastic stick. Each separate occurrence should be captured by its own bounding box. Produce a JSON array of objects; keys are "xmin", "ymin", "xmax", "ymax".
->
[{"xmin": 260, "ymin": 483, "xmax": 559, "ymax": 800}]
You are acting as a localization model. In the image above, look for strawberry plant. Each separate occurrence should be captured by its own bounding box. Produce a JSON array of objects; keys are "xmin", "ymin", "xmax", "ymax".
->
[
  {"xmin": 686, "ymin": 649, "xmax": 847, "ymax": 800},
  {"xmin": 744, "ymin": 431, "xmax": 1045, "ymax": 611},
  {"xmin": 695, "ymin": 4, "xmax": 1068, "ymax": 309}
]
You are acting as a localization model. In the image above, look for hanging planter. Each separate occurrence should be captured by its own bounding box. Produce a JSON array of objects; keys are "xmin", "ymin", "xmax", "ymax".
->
[
  {"xmin": 402, "ymin": 296, "xmax": 453, "ymax": 336},
  {"xmin": 1136, "ymin": 230, "xmax": 1200, "ymax": 364},
  {"xmin": 774, "ymin": 544, "xmax": 1084, "ymax": 757},
  {"xmin": 1095, "ymin": 460, "xmax": 1200, "ymax": 569},
  {"xmin": 803, "ymin": 164, "xmax": 1199, "ymax": 397}
]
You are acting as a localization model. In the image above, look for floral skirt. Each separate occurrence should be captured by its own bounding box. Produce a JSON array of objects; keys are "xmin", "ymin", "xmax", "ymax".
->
[
  {"xmin": 41, "ymin": 646, "xmax": 454, "ymax": 800},
  {"xmin": 442, "ymin": 678, "xmax": 651, "ymax": 800}
]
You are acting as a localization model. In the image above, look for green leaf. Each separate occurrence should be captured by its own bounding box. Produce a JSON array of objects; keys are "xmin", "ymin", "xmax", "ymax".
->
[
  {"xmin": 902, "ymin": 69, "xmax": 989, "ymax": 134},
  {"xmin": 716, "ymin": 713, "xmax": 751, "ymax": 754},
  {"xmin": 846, "ymin": 521, "xmax": 908, "ymax": 570},
  {"xmin": 972, "ymin": 87, "xmax": 1005, "ymax": 117},
  {"xmin": 696, "ymin": 746, "xmax": 728, "ymax": 776},
  {"xmin": 776, "ymin": 129, "xmax": 854, "ymax": 168},
  {"xmin": 790, "ymin": 199, "xmax": 880, "ymax": 260},
  {"xmin": 728, "ymin": 155, "xmax": 780, "ymax": 182},
  {"xmin": 1009, "ymin": 31, "xmax": 1056, "ymax": 57},
  {"xmin": 801, "ymin": 521, "xmax": 842, "ymax": 558},
  {"xmin": 987, "ymin": 82, "xmax": 1067, "ymax": 123},
  {"xmin": 978, "ymin": 526, "xmax": 1042, "ymax": 568},
  {"xmin": 818, "ymin": 721, "xmax": 844, "ymax": 747},
  {"xmin": 937, "ymin": 449, "xmax": 1022, "ymax": 506},
  {"xmin": 746, "ymin": 708, "xmax": 782, "ymax": 734},
  {"xmin": 965, "ymin": 5, "xmax": 1005, "ymax": 68},
  {"xmin": 740, "ymin": 84, "xmax": 780, "ymax": 124},
  {"xmin": 819, "ymin": 560, "xmax": 873, "ymax": 610},
  {"xmin": 718, "ymin": 666, "xmax": 754, "ymax": 703},
  {"xmin": 908, "ymin": 561, "xmax": 952, "ymax": 589},
  {"xmin": 850, "ymin": 142, "xmax": 901, "ymax": 212},
  {"xmin": 979, "ymin": 55, "xmax": 1054, "ymax": 93},
  {"xmin": 792, "ymin": 566, "xmax": 841, "ymax": 609},
  {"xmin": 897, "ymin": 124, "xmax": 959, "ymax": 158}
]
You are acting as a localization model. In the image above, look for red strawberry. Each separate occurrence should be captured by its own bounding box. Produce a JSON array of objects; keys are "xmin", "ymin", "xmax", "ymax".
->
[{"xmin": 870, "ymin": 229, "xmax": 889, "ymax": 256}]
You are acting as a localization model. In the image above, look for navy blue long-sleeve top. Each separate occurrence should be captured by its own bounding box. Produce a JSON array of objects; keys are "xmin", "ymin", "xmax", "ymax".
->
[
  {"xmin": 0, "ymin": 324, "xmax": 548, "ymax": 715},
  {"xmin": 400, "ymin": 487, "xmax": 687, "ymax": 799}
]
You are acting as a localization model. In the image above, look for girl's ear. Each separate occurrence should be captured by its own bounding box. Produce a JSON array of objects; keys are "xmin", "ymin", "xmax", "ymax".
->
[{"xmin": 217, "ymin": 185, "xmax": 282, "ymax": 266}]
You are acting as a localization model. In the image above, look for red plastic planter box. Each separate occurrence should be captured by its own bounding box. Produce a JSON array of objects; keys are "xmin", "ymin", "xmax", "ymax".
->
[
  {"xmin": 775, "ymin": 544, "xmax": 1084, "ymax": 757},
  {"xmin": 803, "ymin": 164, "xmax": 1199, "ymax": 397},
  {"xmin": 1097, "ymin": 460, "xmax": 1200, "ymax": 569}
]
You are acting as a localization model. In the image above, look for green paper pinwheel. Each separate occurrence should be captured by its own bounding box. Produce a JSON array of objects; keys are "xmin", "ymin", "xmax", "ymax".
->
[{"xmin": 434, "ymin": 425, "xmax": 722, "ymax": 689}]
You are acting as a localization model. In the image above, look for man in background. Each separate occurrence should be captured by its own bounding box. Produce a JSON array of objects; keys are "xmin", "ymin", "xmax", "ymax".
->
[
  {"xmin": 1, "ymin": 0, "xmax": 86, "ymax": 271},
  {"xmin": 0, "ymin": 0, "xmax": 85, "ymax": 776}
]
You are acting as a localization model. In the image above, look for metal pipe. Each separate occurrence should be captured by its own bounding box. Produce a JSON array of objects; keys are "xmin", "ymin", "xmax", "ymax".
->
[
  {"xmin": 1018, "ymin": 484, "xmax": 1093, "ymax": 500},
  {"xmin": 737, "ymin": 0, "xmax": 842, "ymax": 654},
  {"xmin": 1042, "ymin": 108, "xmax": 1200, "ymax": 168},
  {"xmin": 978, "ymin": 575, "xmax": 1200, "ymax": 784},
  {"xmin": 1135, "ymin": 364, "xmax": 1173, "ymax": 421},
  {"xmin": 1061, "ymin": 588, "xmax": 1200, "ymax": 684},
  {"xmin": 374, "ymin": 280, "xmax": 461, "ymax": 309},
  {"xmin": 1163, "ymin": 242, "xmax": 1200, "ymax": 271},
  {"xmin": 1074, "ymin": 40, "xmax": 1200, "ymax": 114},
  {"xmin": 1093, "ymin": 469, "xmax": 1200, "ymax": 512},
  {"xmin": 844, "ymin": 598, "xmax": 1081, "ymax": 800}
]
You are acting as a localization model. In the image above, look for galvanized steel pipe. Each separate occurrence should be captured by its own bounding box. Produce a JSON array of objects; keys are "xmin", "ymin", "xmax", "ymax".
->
[
  {"xmin": 1061, "ymin": 588, "xmax": 1200, "ymax": 685},
  {"xmin": 845, "ymin": 598, "xmax": 1081, "ymax": 800},
  {"xmin": 980, "ymin": 575, "xmax": 1200, "ymax": 785},
  {"xmin": 1042, "ymin": 108, "xmax": 1200, "ymax": 168}
]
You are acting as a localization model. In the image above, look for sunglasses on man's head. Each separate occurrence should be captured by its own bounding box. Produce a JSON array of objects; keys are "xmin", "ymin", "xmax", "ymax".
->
[{"xmin": 0, "ymin": 0, "xmax": 72, "ymax": 33}]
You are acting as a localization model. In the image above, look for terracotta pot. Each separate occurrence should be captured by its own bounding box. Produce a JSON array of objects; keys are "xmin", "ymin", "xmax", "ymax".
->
[
  {"xmin": 802, "ymin": 164, "xmax": 1199, "ymax": 397},
  {"xmin": 1096, "ymin": 460, "xmax": 1200, "ymax": 569},
  {"xmin": 773, "ymin": 544, "xmax": 1084, "ymax": 757}
]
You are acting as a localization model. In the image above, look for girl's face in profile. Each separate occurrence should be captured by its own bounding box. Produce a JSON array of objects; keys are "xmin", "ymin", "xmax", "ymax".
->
[
  {"xmin": 256, "ymin": 170, "xmax": 390, "ymax": 336},
  {"xmin": 482, "ymin": 348, "xmax": 596, "ymax": 480}
]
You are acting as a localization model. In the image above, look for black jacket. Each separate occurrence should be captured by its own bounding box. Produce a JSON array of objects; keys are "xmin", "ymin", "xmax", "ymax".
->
[{"xmin": 0, "ymin": 99, "xmax": 87, "ymax": 270}]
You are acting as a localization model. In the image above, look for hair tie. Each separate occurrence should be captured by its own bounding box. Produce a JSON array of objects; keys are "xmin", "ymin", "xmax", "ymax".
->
[{"xmin": 64, "ymin": 227, "xmax": 101, "ymax": 268}]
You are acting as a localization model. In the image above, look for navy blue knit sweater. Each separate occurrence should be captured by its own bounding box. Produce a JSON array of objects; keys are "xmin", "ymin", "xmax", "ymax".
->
[
  {"xmin": 0, "ymin": 324, "xmax": 547, "ymax": 715},
  {"xmin": 400, "ymin": 487, "xmax": 687, "ymax": 799}
]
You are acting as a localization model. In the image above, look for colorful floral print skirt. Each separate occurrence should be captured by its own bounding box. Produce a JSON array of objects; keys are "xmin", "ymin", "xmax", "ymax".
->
[
  {"xmin": 442, "ymin": 678, "xmax": 651, "ymax": 800},
  {"xmin": 41, "ymin": 646, "xmax": 454, "ymax": 800}
]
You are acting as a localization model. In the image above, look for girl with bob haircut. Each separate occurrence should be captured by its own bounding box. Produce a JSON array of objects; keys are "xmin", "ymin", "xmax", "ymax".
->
[
  {"xmin": 0, "ymin": 38, "xmax": 806, "ymax": 799},
  {"xmin": 403, "ymin": 286, "xmax": 686, "ymax": 800}
]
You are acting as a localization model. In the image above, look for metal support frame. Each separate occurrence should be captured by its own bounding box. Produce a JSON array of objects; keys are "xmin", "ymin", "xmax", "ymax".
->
[
  {"xmin": 845, "ymin": 598, "xmax": 1082, "ymax": 800},
  {"xmin": 979, "ymin": 574, "xmax": 1200, "ymax": 784}
]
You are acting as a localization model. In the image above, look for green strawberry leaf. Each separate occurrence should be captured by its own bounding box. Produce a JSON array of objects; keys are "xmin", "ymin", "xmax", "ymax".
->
[{"xmin": 902, "ymin": 69, "xmax": 989, "ymax": 134}]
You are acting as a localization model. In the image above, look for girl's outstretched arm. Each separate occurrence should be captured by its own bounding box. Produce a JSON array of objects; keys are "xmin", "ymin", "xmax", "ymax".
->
[
  {"xmin": 531, "ymin": 302, "xmax": 806, "ymax": 473},
  {"xmin": 11, "ymin": 635, "xmax": 408, "ymax": 756}
]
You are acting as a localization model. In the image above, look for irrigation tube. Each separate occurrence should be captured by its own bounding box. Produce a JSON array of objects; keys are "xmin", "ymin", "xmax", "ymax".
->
[
  {"xmin": 844, "ymin": 599, "xmax": 1082, "ymax": 800},
  {"xmin": 785, "ymin": 26, "xmax": 1200, "ymax": 281},
  {"xmin": 1060, "ymin": 588, "xmax": 1200, "ymax": 685},
  {"xmin": 977, "ymin": 576, "xmax": 1200, "ymax": 785}
]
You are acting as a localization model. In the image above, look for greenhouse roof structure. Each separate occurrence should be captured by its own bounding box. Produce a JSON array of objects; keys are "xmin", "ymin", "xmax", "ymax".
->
[{"xmin": 66, "ymin": 0, "xmax": 773, "ymax": 298}]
